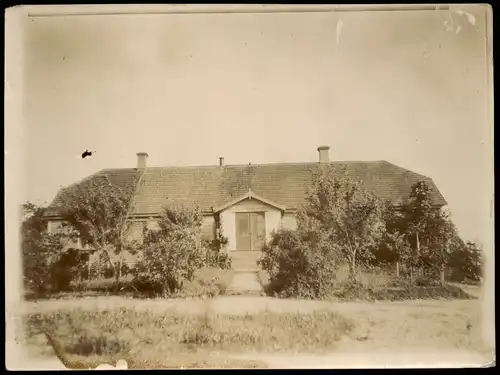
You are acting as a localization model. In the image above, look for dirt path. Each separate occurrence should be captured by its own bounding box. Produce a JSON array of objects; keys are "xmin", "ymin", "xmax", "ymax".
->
[{"xmin": 227, "ymin": 348, "xmax": 492, "ymax": 369}]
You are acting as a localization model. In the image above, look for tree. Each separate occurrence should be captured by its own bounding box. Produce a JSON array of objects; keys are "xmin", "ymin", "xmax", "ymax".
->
[
  {"xmin": 58, "ymin": 175, "xmax": 139, "ymax": 284},
  {"xmin": 381, "ymin": 181, "xmax": 461, "ymax": 282},
  {"xmin": 133, "ymin": 201, "xmax": 206, "ymax": 296},
  {"xmin": 403, "ymin": 181, "xmax": 435, "ymax": 264},
  {"xmin": 298, "ymin": 165, "xmax": 386, "ymax": 280},
  {"xmin": 21, "ymin": 202, "xmax": 66, "ymax": 293},
  {"xmin": 448, "ymin": 240, "xmax": 483, "ymax": 283}
]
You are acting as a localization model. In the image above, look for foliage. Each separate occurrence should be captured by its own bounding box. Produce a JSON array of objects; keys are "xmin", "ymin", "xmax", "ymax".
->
[
  {"xmin": 89, "ymin": 252, "xmax": 133, "ymax": 280},
  {"xmin": 202, "ymin": 220, "xmax": 231, "ymax": 269},
  {"xmin": 58, "ymin": 175, "xmax": 139, "ymax": 281},
  {"xmin": 378, "ymin": 181, "xmax": 462, "ymax": 280},
  {"xmin": 259, "ymin": 228, "xmax": 339, "ymax": 299},
  {"xmin": 448, "ymin": 241, "xmax": 483, "ymax": 283},
  {"xmin": 259, "ymin": 166, "xmax": 387, "ymax": 298},
  {"xmin": 133, "ymin": 201, "xmax": 206, "ymax": 296},
  {"xmin": 50, "ymin": 249, "xmax": 90, "ymax": 291},
  {"xmin": 297, "ymin": 165, "xmax": 386, "ymax": 278},
  {"xmin": 21, "ymin": 202, "xmax": 66, "ymax": 293}
]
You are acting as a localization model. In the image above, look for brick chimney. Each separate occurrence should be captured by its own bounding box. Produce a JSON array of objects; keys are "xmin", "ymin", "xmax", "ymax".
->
[
  {"xmin": 136, "ymin": 152, "xmax": 148, "ymax": 169},
  {"xmin": 317, "ymin": 146, "xmax": 330, "ymax": 163},
  {"xmin": 219, "ymin": 157, "xmax": 225, "ymax": 167}
]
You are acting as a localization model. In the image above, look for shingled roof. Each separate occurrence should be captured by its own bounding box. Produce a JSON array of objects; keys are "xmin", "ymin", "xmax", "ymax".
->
[{"xmin": 45, "ymin": 160, "xmax": 447, "ymax": 218}]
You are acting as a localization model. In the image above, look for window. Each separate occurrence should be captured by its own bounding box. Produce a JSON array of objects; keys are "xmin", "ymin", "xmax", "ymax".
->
[{"xmin": 125, "ymin": 220, "xmax": 147, "ymax": 245}]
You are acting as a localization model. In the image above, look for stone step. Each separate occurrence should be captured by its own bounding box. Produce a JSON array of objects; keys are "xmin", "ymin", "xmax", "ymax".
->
[{"xmin": 230, "ymin": 251, "xmax": 263, "ymax": 270}]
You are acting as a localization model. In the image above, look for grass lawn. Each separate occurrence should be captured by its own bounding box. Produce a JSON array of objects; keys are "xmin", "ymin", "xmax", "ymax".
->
[{"xmin": 23, "ymin": 307, "xmax": 353, "ymax": 369}]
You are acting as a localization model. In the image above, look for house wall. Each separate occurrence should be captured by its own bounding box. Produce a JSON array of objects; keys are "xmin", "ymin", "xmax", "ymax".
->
[
  {"xmin": 125, "ymin": 220, "xmax": 146, "ymax": 243},
  {"xmin": 281, "ymin": 212, "xmax": 298, "ymax": 231},
  {"xmin": 126, "ymin": 217, "xmax": 214, "ymax": 242},
  {"xmin": 219, "ymin": 198, "xmax": 283, "ymax": 251},
  {"xmin": 47, "ymin": 219, "xmax": 64, "ymax": 234},
  {"xmin": 146, "ymin": 219, "xmax": 160, "ymax": 231},
  {"xmin": 201, "ymin": 216, "xmax": 216, "ymax": 241},
  {"xmin": 220, "ymin": 210, "xmax": 235, "ymax": 250}
]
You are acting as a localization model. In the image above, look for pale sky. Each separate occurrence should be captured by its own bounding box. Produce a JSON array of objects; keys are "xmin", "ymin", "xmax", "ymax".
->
[{"xmin": 23, "ymin": 6, "xmax": 492, "ymax": 244}]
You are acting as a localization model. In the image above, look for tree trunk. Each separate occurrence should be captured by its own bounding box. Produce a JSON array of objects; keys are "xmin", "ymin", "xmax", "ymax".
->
[
  {"xmin": 87, "ymin": 254, "xmax": 92, "ymax": 280},
  {"xmin": 103, "ymin": 247, "xmax": 117, "ymax": 278},
  {"xmin": 115, "ymin": 247, "xmax": 123, "ymax": 288},
  {"xmin": 416, "ymin": 231, "xmax": 420, "ymax": 258},
  {"xmin": 119, "ymin": 255, "xmax": 123, "ymax": 279},
  {"xmin": 440, "ymin": 264, "xmax": 445, "ymax": 284},
  {"xmin": 349, "ymin": 256, "xmax": 357, "ymax": 283},
  {"xmin": 396, "ymin": 261, "xmax": 400, "ymax": 277}
]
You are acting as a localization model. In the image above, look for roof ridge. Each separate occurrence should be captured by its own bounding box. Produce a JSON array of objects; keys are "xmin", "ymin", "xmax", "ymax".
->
[
  {"xmin": 380, "ymin": 160, "xmax": 432, "ymax": 180},
  {"xmin": 99, "ymin": 160, "xmax": 387, "ymax": 171}
]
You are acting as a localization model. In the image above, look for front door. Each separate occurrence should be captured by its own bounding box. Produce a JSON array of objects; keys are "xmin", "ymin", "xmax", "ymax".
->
[{"xmin": 235, "ymin": 212, "xmax": 266, "ymax": 251}]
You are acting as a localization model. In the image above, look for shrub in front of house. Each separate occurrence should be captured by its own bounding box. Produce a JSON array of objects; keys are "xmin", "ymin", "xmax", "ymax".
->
[
  {"xmin": 202, "ymin": 232, "xmax": 231, "ymax": 270},
  {"xmin": 202, "ymin": 221, "xmax": 231, "ymax": 270},
  {"xmin": 48, "ymin": 249, "xmax": 89, "ymax": 291},
  {"xmin": 259, "ymin": 229, "xmax": 339, "ymax": 299},
  {"xmin": 132, "ymin": 202, "xmax": 206, "ymax": 297}
]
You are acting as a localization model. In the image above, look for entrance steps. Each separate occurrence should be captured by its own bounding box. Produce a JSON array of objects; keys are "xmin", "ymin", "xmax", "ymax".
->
[{"xmin": 226, "ymin": 251, "xmax": 265, "ymax": 296}]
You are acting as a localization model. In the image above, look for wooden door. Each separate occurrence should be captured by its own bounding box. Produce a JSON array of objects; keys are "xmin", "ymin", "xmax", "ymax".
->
[
  {"xmin": 236, "ymin": 213, "xmax": 251, "ymax": 250},
  {"xmin": 235, "ymin": 212, "xmax": 266, "ymax": 251},
  {"xmin": 250, "ymin": 212, "xmax": 266, "ymax": 251}
]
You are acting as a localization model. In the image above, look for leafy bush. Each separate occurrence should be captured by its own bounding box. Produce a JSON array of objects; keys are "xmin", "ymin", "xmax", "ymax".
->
[
  {"xmin": 132, "ymin": 202, "xmax": 206, "ymax": 297},
  {"xmin": 89, "ymin": 252, "xmax": 133, "ymax": 280},
  {"xmin": 259, "ymin": 229, "xmax": 338, "ymax": 299},
  {"xmin": 202, "ymin": 222, "xmax": 231, "ymax": 269},
  {"xmin": 21, "ymin": 203, "xmax": 65, "ymax": 294},
  {"xmin": 447, "ymin": 241, "xmax": 483, "ymax": 283},
  {"xmin": 49, "ymin": 249, "xmax": 89, "ymax": 291}
]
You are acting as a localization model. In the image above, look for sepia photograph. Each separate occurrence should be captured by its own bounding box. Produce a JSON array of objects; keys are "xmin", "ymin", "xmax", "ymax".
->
[{"xmin": 5, "ymin": 4, "xmax": 494, "ymax": 370}]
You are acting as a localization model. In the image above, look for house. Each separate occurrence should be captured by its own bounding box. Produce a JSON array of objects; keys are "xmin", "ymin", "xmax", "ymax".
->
[{"xmin": 44, "ymin": 146, "xmax": 447, "ymax": 269}]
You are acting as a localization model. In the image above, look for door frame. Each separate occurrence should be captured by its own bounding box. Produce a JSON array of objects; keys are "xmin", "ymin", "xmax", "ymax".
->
[{"xmin": 235, "ymin": 211, "xmax": 266, "ymax": 251}]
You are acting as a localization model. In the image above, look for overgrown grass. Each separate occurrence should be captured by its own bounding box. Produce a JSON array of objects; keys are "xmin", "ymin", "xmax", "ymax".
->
[
  {"xmin": 25, "ymin": 267, "xmax": 235, "ymax": 301},
  {"xmin": 24, "ymin": 308, "xmax": 353, "ymax": 368}
]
